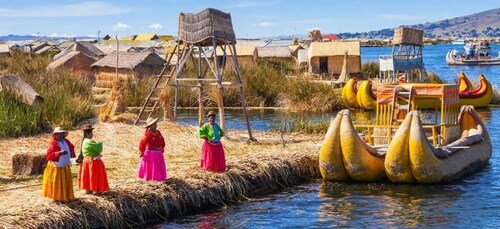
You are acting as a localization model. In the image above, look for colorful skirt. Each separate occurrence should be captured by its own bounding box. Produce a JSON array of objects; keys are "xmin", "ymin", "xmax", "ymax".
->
[
  {"xmin": 42, "ymin": 162, "xmax": 74, "ymax": 201},
  {"xmin": 138, "ymin": 150, "xmax": 167, "ymax": 181},
  {"xmin": 201, "ymin": 141, "xmax": 226, "ymax": 172},
  {"xmin": 77, "ymin": 157, "xmax": 110, "ymax": 192}
]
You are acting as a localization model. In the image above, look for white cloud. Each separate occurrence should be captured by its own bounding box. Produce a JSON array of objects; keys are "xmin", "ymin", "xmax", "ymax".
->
[
  {"xmin": 149, "ymin": 23, "xmax": 164, "ymax": 30},
  {"xmin": 0, "ymin": 1, "xmax": 131, "ymax": 17},
  {"xmin": 229, "ymin": 1, "xmax": 280, "ymax": 8},
  {"xmin": 379, "ymin": 14, "xmax": 422, "ymax": 20},
  {"xmin": 113, "ymin": 22, "xmax": 130, "ymax": 31},
  {"xmin": 255, "ymin": 22, "xmax": 277, "ymax": 27}
]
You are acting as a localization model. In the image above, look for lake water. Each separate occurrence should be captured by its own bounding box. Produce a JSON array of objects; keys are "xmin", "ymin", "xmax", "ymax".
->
[{"xmin": 159, "ymin": 44, "xmax": 500, "ymax": 228}]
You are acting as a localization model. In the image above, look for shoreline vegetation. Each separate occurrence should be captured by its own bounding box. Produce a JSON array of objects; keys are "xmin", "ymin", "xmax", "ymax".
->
[
  {"xmin": 0, "ymin": 122, "xmax": 320, "ymax": 228},
  {"xmin": 1, "ymin": 52, "xmax": 499, "ymax": 138}
]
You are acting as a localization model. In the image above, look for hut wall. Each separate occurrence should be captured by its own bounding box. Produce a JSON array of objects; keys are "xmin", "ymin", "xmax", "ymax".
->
[
  {"xmin": 94, "ymin": 67, "xmax": 132, "ymax": 88},
  {"xmin": 94, "ymin": 65, "xmax": 162, "ymax": 88},
  {"xmin": 309, "ymin": 56, "xmax": 361, "ymax": 75}
]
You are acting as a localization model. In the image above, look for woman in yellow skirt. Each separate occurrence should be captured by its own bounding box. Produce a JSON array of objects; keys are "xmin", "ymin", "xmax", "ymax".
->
[{"xmin": 42, "ymin": 127, "xmax": 76, "ymax": 201}]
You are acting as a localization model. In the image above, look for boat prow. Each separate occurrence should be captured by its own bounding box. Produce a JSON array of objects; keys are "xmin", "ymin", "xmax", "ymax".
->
[
  {"xmin": 339, "ymin": 110, "xmax": 386, "ymax": 181},
  {"xmin": 341, "ymin": 79, "xmax": 358, "ymax": 107},
  {"xmin": 459, "ymin": 74, "xmax": 493, "ymax": 107},
  {"xmin": 319, "ymin": 109, "xmax": 386, "ymax": 182},
  {"xmin": 356, "ymin": 80, "xmax": 377, "ymax": 110}
]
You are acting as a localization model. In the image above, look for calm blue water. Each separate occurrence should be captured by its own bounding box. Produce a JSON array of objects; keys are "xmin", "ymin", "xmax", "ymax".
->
[{"xmin": 160, "ymin": 44, "xmax": 500, "ymax": 228}]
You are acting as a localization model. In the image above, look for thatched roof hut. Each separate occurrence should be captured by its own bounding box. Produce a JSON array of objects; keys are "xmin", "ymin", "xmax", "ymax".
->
[
  {"xmin": 46, "ymin": 51, "xmax": 96, "ymax": 79},
  {"xmin": 257, "ymin": 46, "xmax": 292, "ymax": 59},
  {"xmin": 91, "ymin": 51, "xmax": 166, "ymax": 88},
  {"xmin": 307, "ymin": 41, "xmax": 361, "ymax": 76},
  {"xmin": 54, "ymin": 41, "xmax": 105, "ymax": 61},
  {"xmin": 134, "ymin": 33, "xmax": 160, "ymax": 41},
  {"xmin": 35, "ymin": 45, "xmax": 61, "ymax": 56},
  {"xmin": 179, "ymin": 8, "xmax": 236, "ymax": 45},
  {"xmin": 236, "ymin": 39, "xmax": 268, "ymax": 47}
]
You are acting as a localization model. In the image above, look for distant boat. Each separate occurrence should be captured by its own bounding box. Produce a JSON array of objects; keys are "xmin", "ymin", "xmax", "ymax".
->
[
  {"xmin": 446, "ymin": 42, "xmax": 500, "ymax": 66},
  {"xmin": 452, "ymin": 39, "xmax": 465, "ymax": 45}
]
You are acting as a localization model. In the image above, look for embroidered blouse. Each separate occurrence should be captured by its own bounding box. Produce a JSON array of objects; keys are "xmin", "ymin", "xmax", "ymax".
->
[
  {"xmin": 139, "ymin": 130, "xmax": 165, "ymax": 153},
  {"xmin": 46, "ymin": 138, "xmax": 76, "ymax": 165},
  {"xmin": 198, "ymin": 123, "xmax": 224, "ymax": 143},
  {"xmin": 82, "ymin": 138, "xmax": 103, "ymax": 157}
]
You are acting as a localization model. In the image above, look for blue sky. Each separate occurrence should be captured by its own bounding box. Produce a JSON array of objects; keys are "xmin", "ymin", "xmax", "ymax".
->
[{"xmin": 0, "ymin": 0, "xmax": 498, "ymax": 38}]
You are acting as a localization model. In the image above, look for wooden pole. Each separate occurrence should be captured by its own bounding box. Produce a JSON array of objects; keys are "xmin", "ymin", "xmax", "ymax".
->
[
  {"xmin": 197, "ymin": 44, "xmax": 204, "ymax": 127},
  {"xmin": 229, "ymin": 43, "xmax": 254, "ymax": 141},
  {"xmin": 212, "ymin": 39, "xmax": 225, "ymax": 130}
]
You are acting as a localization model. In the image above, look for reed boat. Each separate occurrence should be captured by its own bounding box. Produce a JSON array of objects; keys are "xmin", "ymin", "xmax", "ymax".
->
[
  {"xmin": 446, "ymin": 42, "xmax": 500, "ymax": 66},
  {"xmin": 321, "ymin": 83, "xmax": 475, "ymax": 183},
  {"xmin": 341, "ymin": 78, "xmax": 358, "ymax": 107},
  {"xmin": 458, "ymin": 74, "xmax": 493, "ymax": 108},
  {"xmin": 385, "ymin": 106, "xmax": 491, "ymax": 183}
]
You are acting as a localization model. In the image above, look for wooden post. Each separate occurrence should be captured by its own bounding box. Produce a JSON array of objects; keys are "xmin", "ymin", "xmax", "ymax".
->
[
  {"xmin": 212, "ymin": 39, "xmax": 226, "ymax": 130},
  {"xmin": 229, "ymin": 43, "xmax": 254, "ymax": 141},
  {"xmin": 197, "ymin": 44, "xmax": 204, "ymax": 127}
]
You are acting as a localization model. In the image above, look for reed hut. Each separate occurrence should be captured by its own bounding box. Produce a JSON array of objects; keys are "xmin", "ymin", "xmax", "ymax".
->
[
  {"xmin": 54, "ymin": 41, "xmax": 105, "ymax": 61},
  {"xmin": 307, "ymin": 41, "xmax": 361, "ymax": 77},
  {"xmin": 46, "ymin": 51, "xmax": 96, "ymax": 81},
  {"xmin": 257, "ymin": 46, "xmax": 292, "ymax": 60},
  {"xmin": 91, "ymin": 51, "xmax": 166, "ymax": 88},
  {"xmin": 214, "ymin": 45, "xmax": 257, "ymax": 67},
  {"xmin": 0, "ymin": 44, "xmax": 11, "ymax": 58},
  {"xmin": 34, "ymin": 45, "xmax": 62, "ymax": 56},
  {"xmin": 134, "ymin": 33, "xmax": 160, "ymax": 41}
]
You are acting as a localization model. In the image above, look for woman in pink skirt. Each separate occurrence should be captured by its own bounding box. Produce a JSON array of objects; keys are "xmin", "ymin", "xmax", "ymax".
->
[
  {"xmin": 138, "ymin": 117, "xmax": 167, "ymax": 181},
  {"xmin": 198, "ymin": 111, "xmax": 226, "ymax": 172}
]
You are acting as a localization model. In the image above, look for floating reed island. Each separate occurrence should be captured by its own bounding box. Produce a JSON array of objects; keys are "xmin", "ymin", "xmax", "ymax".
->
[{"xmin": 0, "ymin": 122, "xmax": 321, "ymax": 228}]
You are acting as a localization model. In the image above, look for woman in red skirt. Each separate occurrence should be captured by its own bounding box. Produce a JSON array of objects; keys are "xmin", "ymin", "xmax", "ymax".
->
[
  {"xmin": 198, "ymin": 111, "xmax": 226, "ymax": 172},
  {"xmin": 77, "ymin": 124, "xmax": 110, "ymax": 194}
]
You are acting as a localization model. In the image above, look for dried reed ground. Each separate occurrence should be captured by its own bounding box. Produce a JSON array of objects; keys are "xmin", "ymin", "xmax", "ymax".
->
[{"xmin": 0, "ymin": 121, "xmax": 322, "ymax": 228}]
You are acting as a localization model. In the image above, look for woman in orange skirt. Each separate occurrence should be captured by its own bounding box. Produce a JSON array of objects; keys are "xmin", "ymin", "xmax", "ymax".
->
[
  {"xmin": 77, "ymin": 124, "xmax": 110, "ymax": 194},
  {"xmin": 198, "ymin": 111, "xmax": 226, "ymax": 172},
  {"xmin": 42, "ymin": 127, "xmax": 76, "ymax": 201}
]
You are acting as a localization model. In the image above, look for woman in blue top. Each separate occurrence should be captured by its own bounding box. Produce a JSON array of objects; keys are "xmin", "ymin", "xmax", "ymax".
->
[{"xmin": 198, "ymin": 111, "xmax": 226, "ymax": 172}]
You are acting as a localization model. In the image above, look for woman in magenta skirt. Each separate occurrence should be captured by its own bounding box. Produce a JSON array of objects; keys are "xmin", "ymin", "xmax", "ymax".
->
[
  {"xmin": 198, "ymin": 111, "xmax": 226, "ymax": 172},
  {"xmin": 138, "ymin": 117, "xmax": 167, "ymax": 181}
]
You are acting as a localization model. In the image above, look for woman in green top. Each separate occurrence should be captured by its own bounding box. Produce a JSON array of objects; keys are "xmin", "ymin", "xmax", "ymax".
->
[
  {"xmin": 198, "ymin": 111, "xmax": 226, "ymax": 172},
  {"xmin": 77, "ymin": 124, "xmax": 110, "ymax": 194}
]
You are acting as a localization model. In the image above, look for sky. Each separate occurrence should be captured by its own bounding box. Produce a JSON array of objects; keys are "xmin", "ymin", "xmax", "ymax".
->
[{"xmin": 0, "ymin": 0, "xmax": 498, "ymax": 38}]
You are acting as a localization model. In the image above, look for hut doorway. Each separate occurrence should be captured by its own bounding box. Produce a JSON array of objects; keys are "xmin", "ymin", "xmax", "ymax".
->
[{"xmin": 320, "ymin": 57, "xmax": 328, "ymax": 75}]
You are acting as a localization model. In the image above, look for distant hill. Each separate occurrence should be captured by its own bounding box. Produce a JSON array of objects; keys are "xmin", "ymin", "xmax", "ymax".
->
[{"xmin": 339, "ymin": 8, "xmax": 500, "ymax": 39}]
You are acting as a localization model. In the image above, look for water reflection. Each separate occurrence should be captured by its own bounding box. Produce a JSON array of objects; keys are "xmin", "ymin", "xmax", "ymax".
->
[{"xmin": 318, "ymin": 181, "xmax": 463, "ymax": 228}]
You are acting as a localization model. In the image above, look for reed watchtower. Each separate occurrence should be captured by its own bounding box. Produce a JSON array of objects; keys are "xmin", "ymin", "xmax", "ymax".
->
[
  {"xmin": 379, "ymin": 27, "xmax": 427, "ymax": 83},
  {"xmin": 134, "ymin": 8, "xmax": 254, "ymax": 140}
]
